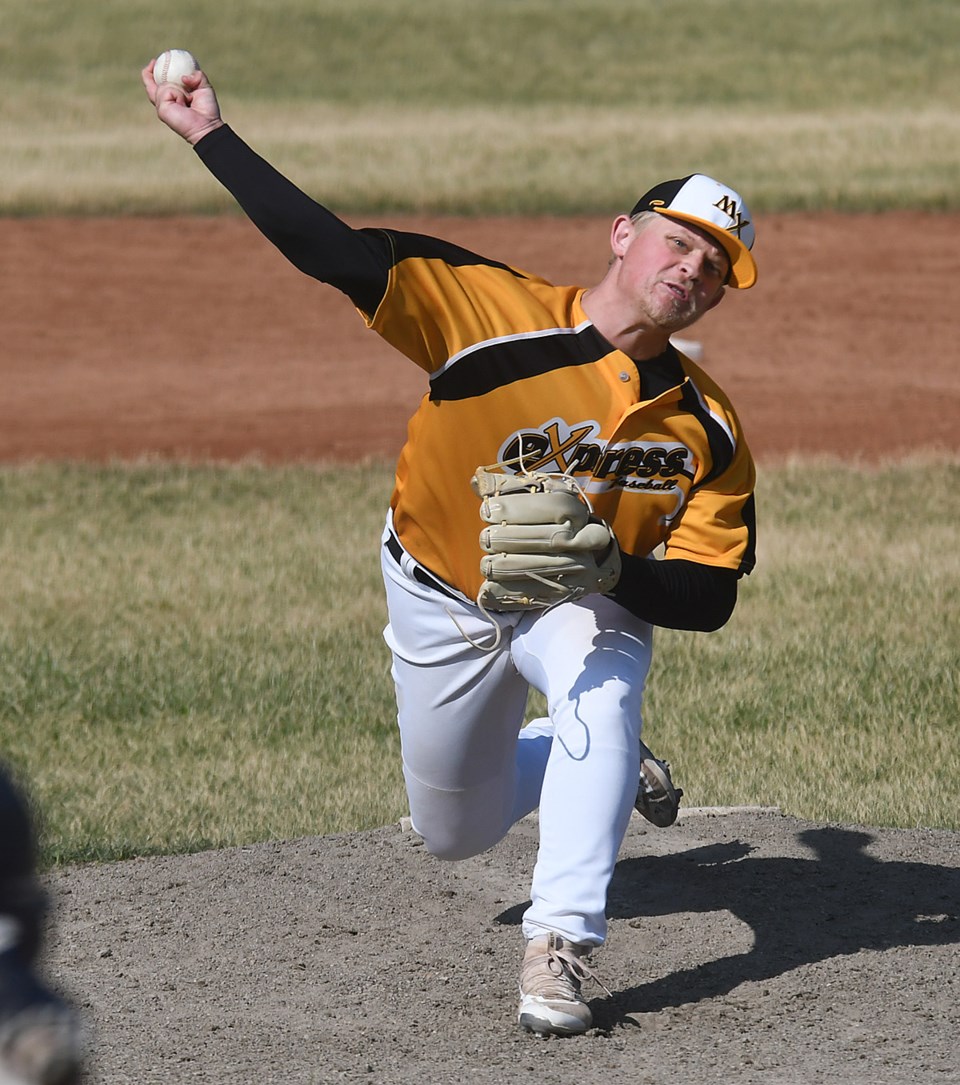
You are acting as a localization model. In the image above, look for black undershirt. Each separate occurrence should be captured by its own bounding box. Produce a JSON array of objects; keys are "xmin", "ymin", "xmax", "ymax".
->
[{"xmin": 611, "ymin": 553, "xmax": 737, "ymax": 631}]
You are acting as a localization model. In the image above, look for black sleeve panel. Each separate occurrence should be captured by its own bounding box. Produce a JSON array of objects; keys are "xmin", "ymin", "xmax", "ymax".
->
[
  {"xmin": 609, "ymin": 552, "xmax": 739, "ymax": 632},
  {"xmin": 194, "ymin": 125, "xmax": 391, "ymax": 315}
]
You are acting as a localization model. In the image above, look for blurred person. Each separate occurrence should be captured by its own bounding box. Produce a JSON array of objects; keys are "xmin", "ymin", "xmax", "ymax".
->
[{"xmin": 0, "ymin": 767, "xmax": 83, "ymax": 1085}]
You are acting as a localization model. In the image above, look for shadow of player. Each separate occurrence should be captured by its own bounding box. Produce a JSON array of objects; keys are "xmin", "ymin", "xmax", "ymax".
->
[{"xmin": 591, "ymin": 825, "xmax": 960, "ymax": 1022}]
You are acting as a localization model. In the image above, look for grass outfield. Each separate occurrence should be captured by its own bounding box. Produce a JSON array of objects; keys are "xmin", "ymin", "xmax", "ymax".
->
[
  {"xmin": 2, "ymin": 458, "xmax": 958, "ymax": 866},
  {"xmin": 2, "ymin": 0, "xmax": 959, "ymax": 214}
]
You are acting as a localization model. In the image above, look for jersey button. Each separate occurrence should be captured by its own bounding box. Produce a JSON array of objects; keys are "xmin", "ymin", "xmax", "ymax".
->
[{"xmin": 619, "ymin": 371, "xmax": 631, "ymax": 382}]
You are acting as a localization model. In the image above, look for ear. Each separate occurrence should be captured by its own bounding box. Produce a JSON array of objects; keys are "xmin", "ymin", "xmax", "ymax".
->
[{"xmin": 609, "ymin": 214, "xmax": 635, "ymax": 259}]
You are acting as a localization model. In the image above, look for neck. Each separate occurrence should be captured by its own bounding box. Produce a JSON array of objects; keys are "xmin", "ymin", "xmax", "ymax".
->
[{"xmin": 581, "ymin": 286, "xmax": 673, "ymax": 361}]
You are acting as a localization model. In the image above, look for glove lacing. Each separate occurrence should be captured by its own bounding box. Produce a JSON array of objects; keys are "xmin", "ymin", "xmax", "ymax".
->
[{"xmin": 449, "ymin": 457, "xmax": 598, "ymax": 653}]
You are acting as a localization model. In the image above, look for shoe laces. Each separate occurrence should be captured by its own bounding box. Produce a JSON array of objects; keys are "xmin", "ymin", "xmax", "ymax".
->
[
  {"xmin": 638, "ymin": 763, "xmax": 662, "ymax": 797},
  {"xmin": 521, "ymin": 934, "xmax": 612, "ymax": 1002}
]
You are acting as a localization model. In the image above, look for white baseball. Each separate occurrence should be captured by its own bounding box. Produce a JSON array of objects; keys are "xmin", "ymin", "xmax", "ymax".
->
[{"xmin": 153, "ymin": 49, "xmax": 199, "ymax": 89}]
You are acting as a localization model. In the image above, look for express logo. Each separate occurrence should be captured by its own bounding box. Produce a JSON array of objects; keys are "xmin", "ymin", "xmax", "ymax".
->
[
  {"xmin": 501, "ymin": 420, "xmax": 600, "ymax": 474},
  {"xmin": 499, "ymin": 419, "xmax": 693, "ymax": 488}
]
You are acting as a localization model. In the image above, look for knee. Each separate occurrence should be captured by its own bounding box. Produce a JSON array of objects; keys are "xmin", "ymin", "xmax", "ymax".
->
[
  {"xmin": 403, "ymin": 767, "xmax": 514, "ymax": 860},
  {"xmin": 414, "ymin": 820, "xmax": 505, "ymax": 862},
  {"xmin": 424, "ymin": 839, "xmax": 479, "ymax": 862}
]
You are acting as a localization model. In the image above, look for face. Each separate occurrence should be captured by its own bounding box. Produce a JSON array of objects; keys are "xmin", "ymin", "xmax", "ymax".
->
[{"xmin": 611, "ymin": 213, "xmax": 729, "ymax": 333}]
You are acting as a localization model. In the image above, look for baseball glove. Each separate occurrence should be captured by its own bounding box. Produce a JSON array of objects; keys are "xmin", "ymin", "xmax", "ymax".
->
[{"xmin": 471, "ymin": 465, "xmax": 621, "ymax": 611}]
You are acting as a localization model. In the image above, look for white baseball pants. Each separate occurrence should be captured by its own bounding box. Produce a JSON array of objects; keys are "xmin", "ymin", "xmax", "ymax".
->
[{"xmin": 381, "ymin": 520, "xmax": 653, "ymax": 946}]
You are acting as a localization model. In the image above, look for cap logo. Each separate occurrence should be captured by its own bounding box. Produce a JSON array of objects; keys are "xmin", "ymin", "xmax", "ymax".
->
[{"xmin": 714, "ymin": 194, "xmax": 750, "ymax": 238}]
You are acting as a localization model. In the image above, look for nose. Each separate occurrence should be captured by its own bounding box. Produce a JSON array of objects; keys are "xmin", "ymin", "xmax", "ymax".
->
[{"xmin": 678, "ymin": 250, "xmax": 704, "ymax": 283}]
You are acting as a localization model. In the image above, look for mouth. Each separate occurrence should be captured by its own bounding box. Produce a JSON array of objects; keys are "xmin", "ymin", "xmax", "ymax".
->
[{"xmin": 660, "ymin": 280, "xmax": 689, "ymax": 303}]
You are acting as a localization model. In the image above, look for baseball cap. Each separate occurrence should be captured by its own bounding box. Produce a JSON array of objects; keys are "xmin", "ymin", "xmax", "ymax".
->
[{"xmin": 630, "ymin": 174, "xmax": 757, "ymax": 289}]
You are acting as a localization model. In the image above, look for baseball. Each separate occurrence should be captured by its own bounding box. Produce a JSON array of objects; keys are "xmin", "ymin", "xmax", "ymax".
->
[{"xmin": 153, "ymin": 49, "xmax": 199, "ymax": 89}]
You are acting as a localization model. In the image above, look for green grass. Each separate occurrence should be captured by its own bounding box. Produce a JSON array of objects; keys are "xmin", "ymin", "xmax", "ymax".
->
[
  {"xmin": 1, "ymin": 0, "xmax": 959, "ymax": 213},
  {"xmin": 1, "ymin": 463, "xmax": 400, "ymax": 862},
  {"xmin": 2, "ymin": 458, "xmax": 958, "ymax": 867}
]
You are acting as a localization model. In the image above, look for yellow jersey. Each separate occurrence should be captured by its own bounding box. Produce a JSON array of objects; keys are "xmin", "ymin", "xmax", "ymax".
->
[{"xmin": 366, "ymin": 229, "xmax": 756, "ymax": 601}]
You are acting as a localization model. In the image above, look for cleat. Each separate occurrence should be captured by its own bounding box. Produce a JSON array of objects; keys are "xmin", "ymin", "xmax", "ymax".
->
[
  {"xmin": 517, "ymin": 932, "xmax": 608, "ymax": 1037},
  {"xmin": 635, "ymin": 740, "xmax": 683, "ymax": 827}
]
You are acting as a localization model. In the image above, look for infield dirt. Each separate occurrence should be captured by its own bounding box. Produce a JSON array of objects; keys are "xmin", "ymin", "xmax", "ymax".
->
[
  {"xmin": 5, "ymin": 213, "xmax": 959, "ymax": 1084},
  {"xmin": 3, "ymin": 212, "xmax": 958, "ymax": 463}
]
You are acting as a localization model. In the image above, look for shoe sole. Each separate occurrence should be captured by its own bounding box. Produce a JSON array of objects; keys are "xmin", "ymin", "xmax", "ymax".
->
[
  {"xmin": 636, "ymin": 756, "xmax": 682, "ymax": 827},
  {"xmin": 518, "ymin": 1009, "xmax": 591, "ymax": 1037}
]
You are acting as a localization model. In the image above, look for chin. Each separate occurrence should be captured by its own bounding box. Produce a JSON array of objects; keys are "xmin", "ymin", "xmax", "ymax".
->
[{"xmin": 656, "ymin": 313, "xmax": 696, "ymax": 335}]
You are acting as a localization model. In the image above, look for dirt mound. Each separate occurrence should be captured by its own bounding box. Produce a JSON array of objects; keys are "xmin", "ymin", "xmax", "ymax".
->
[{"xmin": 46, "ymin": 809, "xmax": 960, "ymax": 1084}]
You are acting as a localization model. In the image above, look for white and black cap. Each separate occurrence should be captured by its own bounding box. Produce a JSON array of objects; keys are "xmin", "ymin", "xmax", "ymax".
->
[{"xmin": 631, "ymin": 174, "xmax": 757, "ymax": 289}]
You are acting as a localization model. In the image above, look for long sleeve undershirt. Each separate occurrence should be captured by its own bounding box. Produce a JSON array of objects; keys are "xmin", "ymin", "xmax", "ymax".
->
[
  {"xmin": 611, "ymin": 554, "xmax": 737, "ymax": 631},
  {"xmin": 195, "ymin": 125, "xmax": 388, "ymax": 314},
  {"xmin": 194, "ymin": 124, "xmax": 740, "ymax": 632}
]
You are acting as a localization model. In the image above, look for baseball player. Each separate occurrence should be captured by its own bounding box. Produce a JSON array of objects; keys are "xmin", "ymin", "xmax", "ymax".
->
[
  {"xmin": 143, "ymin": 60, "xmax": 757, "ymax": 1037},
  {"xmin": 0, "ymin": 766, "xmax": 83, "ymax": 1084}
]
